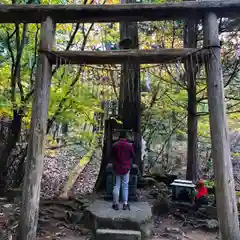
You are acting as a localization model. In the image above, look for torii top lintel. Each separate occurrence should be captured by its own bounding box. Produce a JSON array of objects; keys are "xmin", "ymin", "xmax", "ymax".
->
[{"xmin": 0, "ymin": 0, "xmax": 239, "ymax": 23}]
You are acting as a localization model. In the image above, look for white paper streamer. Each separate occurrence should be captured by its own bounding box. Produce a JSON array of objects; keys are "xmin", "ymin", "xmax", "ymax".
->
[
  {"xmin": 236, "ymin": 45, "xmax": 240, "ymax": 59},
  {"xmin": 145, "ymin": 70, "xmax": 151, "ymax": 91}
]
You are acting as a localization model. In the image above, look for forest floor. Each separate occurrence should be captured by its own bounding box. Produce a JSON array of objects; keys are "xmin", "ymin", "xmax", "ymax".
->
[{"xmin": 0, "ymin": 145, "xmax": 219, "ymax": 240}]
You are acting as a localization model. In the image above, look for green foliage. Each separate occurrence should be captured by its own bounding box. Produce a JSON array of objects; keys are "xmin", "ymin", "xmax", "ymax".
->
[
  {"xmin": 0, "ymin": 0, "xmax": 239, "ymax": 156},
  {"xmin": 204, "ymin": 180, "xmax": 215, "ymax": 188}
]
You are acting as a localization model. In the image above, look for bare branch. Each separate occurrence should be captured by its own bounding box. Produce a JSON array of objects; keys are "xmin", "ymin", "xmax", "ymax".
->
[
  {"xmin": 224, "ymin": 60, "xmax": 240, "ymax": 88},
  {"xmin": 197, "ymin": 110, "xmax": 240, "ymax": 116},
  {"xmin": 165, "ymin": 92, "xmax": 187, "ymax": 109},
  {"xmin": 52, "ymin": 23, "xmax": 80, "ymax": 75},
  {"xmin": 197, "ymin": 96, "xmax": 240, "ymax": 103},
  {"xmin": 6, "ymin": 30, "xmax": 15, "ymax": 74},
  {"xmin": 15, "ymin": 23, "xmax": 28, "ymax": 102},
  {"xmin": 29, "ymin": 25, "xmax": 40, "ymax": 91}
]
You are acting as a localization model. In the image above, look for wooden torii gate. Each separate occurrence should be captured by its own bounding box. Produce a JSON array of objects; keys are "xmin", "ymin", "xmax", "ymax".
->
[{"xmin": 1, "ymin": 1, "xmax": 239, "ymax": 239}]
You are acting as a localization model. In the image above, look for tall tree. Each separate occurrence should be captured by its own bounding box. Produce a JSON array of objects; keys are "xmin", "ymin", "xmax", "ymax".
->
[{"xmin": 119, "ymin": 0, "xmax": 141, "ymax": 170}]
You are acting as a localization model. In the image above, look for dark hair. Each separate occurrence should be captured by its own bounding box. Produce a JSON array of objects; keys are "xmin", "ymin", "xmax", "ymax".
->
[{"xmin": 119, "ymin": 131, "xmax": 126, "ymax": 139}]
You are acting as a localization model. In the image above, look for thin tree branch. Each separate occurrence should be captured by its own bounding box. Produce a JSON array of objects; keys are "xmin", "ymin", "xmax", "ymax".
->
[
  {"xmin": 197, "ymin": 110, "xmax": 240, "ymax": 116},
  {"xmin": 197, "ymin": 96, "xmax": 240, "ymax": 103},
  {"xmin": 6, "ymin": 30, "xmax": 15, "ymax": 75},
  {"xmin": 15, "ymin": 23, "xmax": 28, "ymax": 102},
  {"xmin": 52, "ymin": 23, "xmax": 80, "ymax": 75},
  {"xmin": 224, "ymin": 60, "xmax": 239, "ymax": 88},
  {"xmin": 165, "ymin": 92, "xmax": 187, "ymax": 109},
  {"xmin": 29, "ymin": 25, "xmax": 40, "ymax": 91}
]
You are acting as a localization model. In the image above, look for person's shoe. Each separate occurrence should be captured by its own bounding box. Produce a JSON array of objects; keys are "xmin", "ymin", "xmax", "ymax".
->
[
  {"xmin": 123, "ymin": 203, "xmax": 130, "ymax": 211},
  {"xmin": 112, "ymin": 204, "xmax": 119, "ymax": 210}
]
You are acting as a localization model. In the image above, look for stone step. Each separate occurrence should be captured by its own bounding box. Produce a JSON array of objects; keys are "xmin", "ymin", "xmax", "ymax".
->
[
  {"xmin": 96, "ymin": 229, "xmax": 141, "ymax": 240},
  {"xmin": 84, "ymin": 200, "xmax": 152, "ymax": 231}
]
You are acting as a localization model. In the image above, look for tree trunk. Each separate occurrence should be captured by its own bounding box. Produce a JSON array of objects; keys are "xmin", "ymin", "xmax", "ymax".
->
[
  {"xmin": 118, "ymin": 0, "xmax": 141, "ymax": 171},
  {"xmin": 0, "ymin": 109, "xmax": 23, "ymax": 195},
  {"xmin": 62, "ymin": 123, "xmax": 68, "ymax": 136},
  {"xmin": 95, "ymin": 119, "xmax": 112, "ymax": 192},
  {"xmin": 19, "ymin": 17, "xmax": 55, "ymax": 240},
  {"xmin": 12, "ymin": 146, "xmax": 28, "ymax": 188},
  {"xmin": 184, "ymin": 15, "xmax": 198, "ymax": 181},
  {"xmin": 203, "ymin": 12, "xmax": 240, "ymax": 239},
  {"xmin": 167, "ymin": 112, "xmax": 177, "ymax": 168}
]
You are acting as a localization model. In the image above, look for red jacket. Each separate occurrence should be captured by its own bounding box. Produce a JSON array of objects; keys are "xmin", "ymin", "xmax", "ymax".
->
[
  {"xmin": 112, "ymin": 139, "xmax": 135, "ymax": 175},
  {"xmin": 196, "ymin": 186, "xmax": 208, "ymax": 199}
]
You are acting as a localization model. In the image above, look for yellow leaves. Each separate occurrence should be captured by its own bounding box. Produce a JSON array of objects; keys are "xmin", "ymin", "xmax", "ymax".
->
[
  {"xmin": 228, "ymin": 112, "xmax": 240, "ymax": 120},
  {"xmin": 198, "ymin": 116, "xmax": 210, "ymax": 138},
  {"xmin": 45, "ymin": 149, "xmax": 57, "ymax": 158},
  {"xmin": 232, "ymin": 152, "xmax": 240, "ymax": 157},
  {"xmin": 228, "ymin": 112, "xmax": 240, "ymax": 131},
  {"xmin": 0, "ymin": 63, "xmax": 11, "ymax": 86},
  {"xmin": 0, "ymin": 0, "xmax": 11, "ymax": 4},
  {"xmin": 41, "ymin": 0, "xmax": 62, "ymax": 4},
  {"xmin": 56, "ymin": 24, "xmax": 73, "ymax": 33},
  {"xmin": 110, "ymin": 116, "xmax": 122, "ymax": 125},
  {"xmin": 175, "ymin": 129, "xmax": 187, "ymax": 138},
  {"xmin": 0, "ymin": 106, "xmax": 12, "ymax": 118},
  {"xmin": 105, "ymin": 0, "xmax": 119, "ymax": 3}
]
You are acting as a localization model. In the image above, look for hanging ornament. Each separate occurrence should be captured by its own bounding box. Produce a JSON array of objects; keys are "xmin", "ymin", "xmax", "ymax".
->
[
  {"xmin": 176, "ymin": 61, "xmax": 182, "ymax": 81},
  {"xmin": 236, "ymin": 45, "xmax": 240, "ymax": 60},
  {"xmin": 28, "ymin": 52, "xmax": 32, "ymax": 68},
  {"xmin": 82, "ymin": 68, "xmax": 87, "ymax": 82},
  {"xmin": 145, "ymin": 70, "xmax": 151, "ymax": 91}
]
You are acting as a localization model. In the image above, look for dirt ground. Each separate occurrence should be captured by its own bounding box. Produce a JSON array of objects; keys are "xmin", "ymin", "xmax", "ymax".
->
[
  {"xmin": 0, "ymin": 193, "xmax": 219, "ymax": 240},
  {"xmin": 35, "ymin": 197, "xmax": 219, "ymax": 240},
  {"xmin": 151, "ymin": 216, "xmax": 218, "ymax": 240},
  {"xmin": 0, "ymin": 150, "xmax": 219, "ymax": 240}
]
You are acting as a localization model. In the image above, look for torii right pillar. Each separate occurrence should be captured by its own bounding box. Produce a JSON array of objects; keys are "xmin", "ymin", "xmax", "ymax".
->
[{"xmin": 203, "ymin": 12, "xmax": 240, "ymax": 239}]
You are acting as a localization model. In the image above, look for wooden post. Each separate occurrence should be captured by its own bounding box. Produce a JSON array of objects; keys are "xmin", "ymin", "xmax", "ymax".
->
[
  {"xmin": 184, "ymin": 6, "xmax": 199, "ymax": 181},
  {"xmin": 119, "ymin": 0, "xmax": 142, "ymax": 171},
  {"xmin": 19, "ymin": 17, "xmax": 55, "ymax": 240},
  {"xmin": 203, "ymin": 12, "xmax": 240, "ymax": 239}
]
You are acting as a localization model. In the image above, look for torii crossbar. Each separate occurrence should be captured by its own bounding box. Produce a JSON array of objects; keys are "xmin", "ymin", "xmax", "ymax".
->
[
  {"xmin": 0, "ymin": 0, "xmax": 240, "ymax": 23},
  {"xmin": 44, "ymin": 48, "xmax": 207, "ymax": 64}
]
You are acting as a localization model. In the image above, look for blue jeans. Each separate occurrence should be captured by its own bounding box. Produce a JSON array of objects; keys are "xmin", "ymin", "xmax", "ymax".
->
[{"xmin": 113, "ymin": 171, "xmax": 130, "ymax": 204}]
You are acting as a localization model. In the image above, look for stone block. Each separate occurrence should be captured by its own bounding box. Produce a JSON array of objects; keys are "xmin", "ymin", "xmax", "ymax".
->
[
  {"xmin": 84, "ymin": 200, "xmax": 152, "ymax": 240},
  {"xmin": 96, "ymin": 229, "xmax": 141, "ymax": 240}
]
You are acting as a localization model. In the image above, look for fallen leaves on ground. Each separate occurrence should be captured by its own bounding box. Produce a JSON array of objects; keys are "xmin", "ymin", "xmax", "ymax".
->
[
  {"xmin": 41, "ymin": 145, "xmax": 86, "ymax": 200},
  {"xmin": 73, "ymin": 152, "xmax": 101, "ymax": 195}
]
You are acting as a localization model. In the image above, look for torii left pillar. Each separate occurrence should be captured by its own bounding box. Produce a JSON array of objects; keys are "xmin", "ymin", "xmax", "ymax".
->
[{"xmin": 19, "ymin": 17, "xmax": 55, "ymax": 240}]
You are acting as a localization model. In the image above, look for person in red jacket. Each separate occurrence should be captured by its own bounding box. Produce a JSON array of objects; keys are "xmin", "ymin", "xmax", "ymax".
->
[
  {"xmin": 195, "ymin": 179, "xmax": 208, "ymax": 208},
  {"xmin": 111, "ymin": 131, "xmax": 135, "ymax": 211}
]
